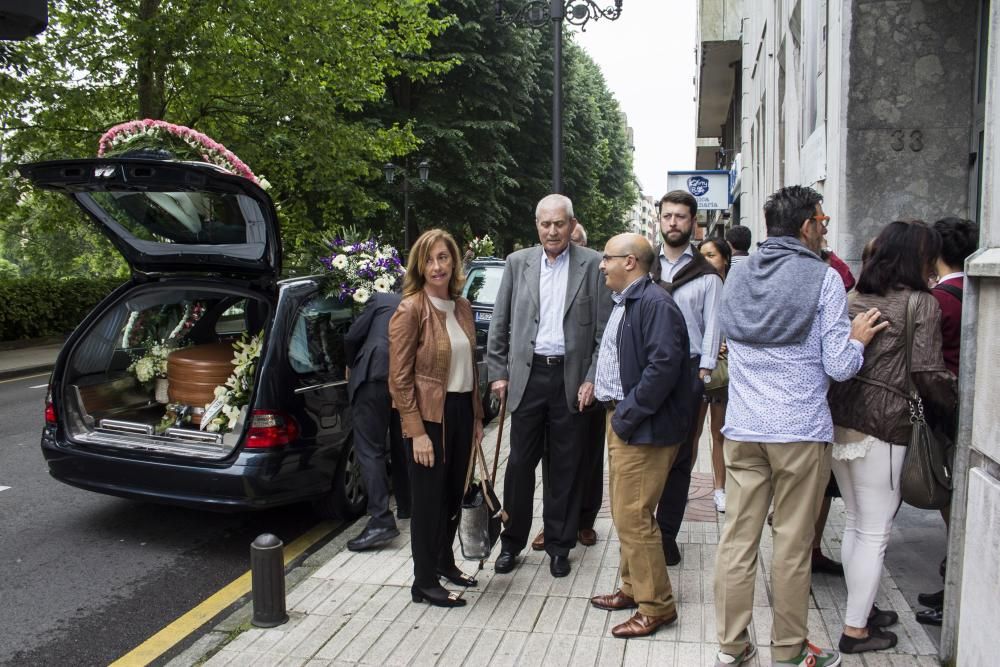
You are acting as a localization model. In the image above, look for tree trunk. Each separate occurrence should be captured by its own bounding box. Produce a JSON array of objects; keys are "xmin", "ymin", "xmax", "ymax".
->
[{"xmin": 136, "ymin": 0, "xmax": 164, "ymax": 119}]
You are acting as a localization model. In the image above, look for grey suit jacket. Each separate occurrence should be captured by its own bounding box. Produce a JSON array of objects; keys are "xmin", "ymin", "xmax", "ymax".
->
[{"xmin": 486, "ymin": 243, "xmax": 612, "ymax": 413}]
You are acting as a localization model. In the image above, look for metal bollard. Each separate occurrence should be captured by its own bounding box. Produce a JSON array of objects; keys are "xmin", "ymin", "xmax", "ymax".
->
[{"xmin": 250, "ymin": 533, "xmax": 289, "ymax": 627}]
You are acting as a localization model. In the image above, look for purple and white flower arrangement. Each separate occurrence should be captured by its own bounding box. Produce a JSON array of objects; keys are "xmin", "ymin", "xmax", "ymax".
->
[{"xmin": 320, "ymin": 237, "xmax": 404, "ymax": 305}]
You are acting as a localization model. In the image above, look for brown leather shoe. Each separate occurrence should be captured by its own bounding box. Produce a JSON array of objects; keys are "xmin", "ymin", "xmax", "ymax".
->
[
  {"xmin": 578, "ymin": 527, "xmax": 598, "ymax": 546},
  {"xmin": 531, "ymin": 530, "xmax": 545, "ymax": 551},
  {"xmin": 590, "ymin": 589, "xmax": 638, "ymax": 611},
  {"xmin": 610, "ymin": 610, "xmax": 678, "ymax": 638}
]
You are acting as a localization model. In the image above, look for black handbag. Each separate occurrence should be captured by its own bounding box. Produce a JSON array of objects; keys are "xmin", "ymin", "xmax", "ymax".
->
[
  {"xmin": 459, "ymin": 396, "xmax": 508, "ymax": 560},
  {"xmin": 898, "ymin": 292, "xmax": 954, "ymax": 510}
]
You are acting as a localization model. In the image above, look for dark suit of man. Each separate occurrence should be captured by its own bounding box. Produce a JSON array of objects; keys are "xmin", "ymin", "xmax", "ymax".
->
[
  {"xmin": 345, "ymin": 292, "xmax": 409, "ymax": 528},
  {"xmin": 487, "ymin": 243, "xmax": 611, "ymax": 560}
]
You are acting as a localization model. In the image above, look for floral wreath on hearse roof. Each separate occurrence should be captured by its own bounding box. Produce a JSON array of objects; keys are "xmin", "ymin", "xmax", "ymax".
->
[{"xmin": 97, "ymin": 119, "xmax": 269, "ymax": 188}]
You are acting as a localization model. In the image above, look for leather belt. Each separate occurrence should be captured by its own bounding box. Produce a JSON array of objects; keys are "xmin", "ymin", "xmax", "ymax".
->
[{"xmin": 532, "ymin": 354, "xmax": 564, "ymax": 366}]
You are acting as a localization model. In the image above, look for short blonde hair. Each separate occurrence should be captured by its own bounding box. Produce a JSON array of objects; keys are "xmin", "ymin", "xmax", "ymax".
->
[{"xmin": 402, "ymin": 229, "xmax": 466, "ymax": 298}]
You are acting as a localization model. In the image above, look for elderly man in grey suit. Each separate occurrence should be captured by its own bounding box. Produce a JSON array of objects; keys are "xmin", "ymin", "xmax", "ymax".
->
[{"xmin": 488, "ymin": 194, "xmax": 611, "ymax": 578}]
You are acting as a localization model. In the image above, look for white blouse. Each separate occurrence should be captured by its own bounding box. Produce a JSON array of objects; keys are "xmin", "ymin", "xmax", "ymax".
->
[{"xmin": 428, "ymin": 295, "xmax": 474, "ymax": 393}]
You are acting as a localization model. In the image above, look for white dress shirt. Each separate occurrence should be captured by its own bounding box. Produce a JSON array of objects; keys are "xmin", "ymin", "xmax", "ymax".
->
[
  {"xmin": 535, "ymin": 245, "xmax": 569, "ymax": 355},
  {"xmin": 658, "ymin": 245, "xmax": 723, "ymax": 369}
]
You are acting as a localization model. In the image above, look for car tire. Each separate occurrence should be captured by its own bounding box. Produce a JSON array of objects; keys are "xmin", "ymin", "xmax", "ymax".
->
[{"xmin": 313, "ymin": 440, "xmax": 367, "ymax": 520}]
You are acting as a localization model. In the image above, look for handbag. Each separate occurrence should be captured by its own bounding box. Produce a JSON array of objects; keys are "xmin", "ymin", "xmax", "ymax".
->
[
  {"xmin": 459, "ymin": 395, "xmax": 509, "ymax": 560},
  {"xmin": 898, "ymin": 292, "xmax": 954, "ymax": 510},
  {"xmin": 704, "ymin": 356, "xmax": 728, "ymax": 393}
]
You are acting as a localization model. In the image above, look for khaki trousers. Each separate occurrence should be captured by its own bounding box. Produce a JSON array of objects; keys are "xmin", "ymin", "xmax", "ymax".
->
[
  {"xmin": 606, "ymin": 411, "xmax": 679, "ymax": 617},
  {"xmin": 714, "ymin": 438, "xmax": 830, "ymax": 661}
]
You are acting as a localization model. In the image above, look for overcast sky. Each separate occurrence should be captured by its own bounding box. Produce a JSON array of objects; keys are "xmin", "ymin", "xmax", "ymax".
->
[{"xmin": 572, "ymin": 1, "xmax": 697, "ymax": 198}]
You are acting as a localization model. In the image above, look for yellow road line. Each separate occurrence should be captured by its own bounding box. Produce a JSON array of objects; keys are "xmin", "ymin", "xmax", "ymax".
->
[
  {"xmin": 0, "ymin": 372, "xmax": 49, "ymax": 384},
  {"xmin": 110, "ymin": 520, "xmax": 337, "ymax": 667}
]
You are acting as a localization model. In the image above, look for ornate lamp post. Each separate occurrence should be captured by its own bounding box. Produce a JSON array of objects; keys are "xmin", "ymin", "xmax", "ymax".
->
[
  {"xmin": 383, "ymin": 158, "xmax": 430, "ymax": 257},
  {"xmin": 495, "ymin": 0, "xmax": 623, "ymax": 194}
]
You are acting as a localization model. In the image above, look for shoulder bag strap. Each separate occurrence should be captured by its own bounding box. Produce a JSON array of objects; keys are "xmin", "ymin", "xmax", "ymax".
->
[
  {"xmin": 934, "ymin": 283, "xmax": 963, "ymax": 303},
  {"xmin": 903, "ymin": 291, "xmax": 929, "ymax": 423}
]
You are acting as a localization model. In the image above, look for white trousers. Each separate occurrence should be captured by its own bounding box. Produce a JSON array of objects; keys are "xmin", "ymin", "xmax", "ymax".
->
[{"xmin": 831, "ymin": 442, "xmax": 906, "ymax": 628}]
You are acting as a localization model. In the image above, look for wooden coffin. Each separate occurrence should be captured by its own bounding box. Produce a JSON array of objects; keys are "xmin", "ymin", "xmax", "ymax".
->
[{"xmin": 167, "ymin": 343, "xmax": 234, "ymax": 418}]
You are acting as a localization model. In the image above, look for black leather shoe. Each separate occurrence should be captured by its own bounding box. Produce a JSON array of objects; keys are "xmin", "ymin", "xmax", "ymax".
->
[
  {"xmin": 916, "ymin": 607, "xmax": 944, "ymax": 626},
  {"xmin": 550, "ymin": 554, "xmax": 571, "ymax": 578},
  {"xmin": 347, "ymin": 524, "xmax": 399, "ymax": 551},
  {"xmin": 918, "ymin": 589, "xmax": 944, "ymax": 608},
  {"xmin": 495, "ymin": 551, "xmax": 517, "ymax": 574},
  {"xmin": 663, "ymin": 538, "xmax": 681, "ymax": 566}
]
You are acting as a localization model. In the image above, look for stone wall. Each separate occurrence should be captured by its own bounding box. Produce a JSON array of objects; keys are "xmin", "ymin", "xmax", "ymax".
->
[{"xmin": 843, "ymin": 0, "xmax": 978, "ymax": 260}]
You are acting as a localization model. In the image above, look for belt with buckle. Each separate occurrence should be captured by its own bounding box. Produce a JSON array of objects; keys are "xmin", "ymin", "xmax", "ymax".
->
[{"xmin": 532, "ymin": 354, "xmax": 564, "ymax": 366}]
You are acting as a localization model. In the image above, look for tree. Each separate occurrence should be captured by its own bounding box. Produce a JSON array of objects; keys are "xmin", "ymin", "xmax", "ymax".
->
[{"xmin": 0, "ymin": 0, "xmax": 452, "ymax": 276}]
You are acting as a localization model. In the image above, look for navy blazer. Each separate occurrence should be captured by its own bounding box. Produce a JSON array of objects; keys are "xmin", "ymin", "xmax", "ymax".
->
[
  {"xmin": 344, "ymin": 292, "xmax": 402, "ymax": 403},
  {"xmin": 610, "ymin": 277, "xmax": 696, "ymax": 445}
]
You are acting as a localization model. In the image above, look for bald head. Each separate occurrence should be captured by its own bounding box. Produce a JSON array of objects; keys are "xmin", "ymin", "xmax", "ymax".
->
[
  {"xmin": 608, "ymin": 233, "xmax": 655, "ymax": 271},
  {"xmin": 601, "ymin": 233, "xmax": 654, "ymax": 293}
]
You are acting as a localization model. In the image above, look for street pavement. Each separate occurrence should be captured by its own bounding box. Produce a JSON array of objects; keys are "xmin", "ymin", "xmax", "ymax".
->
[
  {"xmin": 175, "ymin": 414, "xmax": 947, "ymax": 667},
  {"xmin": 0, "ymin": 343, "xmax": 947, "ymax": 665}
]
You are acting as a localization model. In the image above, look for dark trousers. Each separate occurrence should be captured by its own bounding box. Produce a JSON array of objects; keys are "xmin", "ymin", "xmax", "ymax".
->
[
  {"xmin": 353, "ymin": 381, "xmax": 409, "ymax": 528},
  {"xmin": 655, "ymin": 359, "xmax": 703, "ymax": 541},
  {"xmin": 405, "ymin": 392, "xmax": 473, "ymax": 589},
  {"xmin": 501, "ymin": 363, "xmax": 585, "ymax": 558},
  {"xmin": 543, "ymin": 407, "xmax": 606, "ymax": 530}
]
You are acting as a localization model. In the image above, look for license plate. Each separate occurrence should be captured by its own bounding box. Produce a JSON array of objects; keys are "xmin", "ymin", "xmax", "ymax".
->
[{"xmin": 475, "ymin": 311, "xmax": 492, "ymax": 322}]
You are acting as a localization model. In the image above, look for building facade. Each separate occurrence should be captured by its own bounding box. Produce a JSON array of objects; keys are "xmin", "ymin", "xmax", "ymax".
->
[{"xmin": 696, "ymin": 0, "xmax": 998, "ymax": 663}]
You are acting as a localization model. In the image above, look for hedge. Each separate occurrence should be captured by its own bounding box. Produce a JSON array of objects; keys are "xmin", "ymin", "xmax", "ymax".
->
[{"xmin": 0, "ymin": 277, "xmax": 126, "ymax": 341}]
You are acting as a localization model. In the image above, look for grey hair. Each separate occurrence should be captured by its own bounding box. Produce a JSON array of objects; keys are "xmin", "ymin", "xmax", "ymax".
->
[
  {"xmin": 572, "ymin": 223, "xmax": 588, "ymax": 245},
  {"xmin": 535, "ymin": 193, "xmax": 575, "ymax": 220}
]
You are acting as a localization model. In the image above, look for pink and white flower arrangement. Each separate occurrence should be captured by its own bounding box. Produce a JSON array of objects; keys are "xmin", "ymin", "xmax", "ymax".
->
[{"xmin": 97, "ymin": 119, "xmax": 263, "ymax": 186}]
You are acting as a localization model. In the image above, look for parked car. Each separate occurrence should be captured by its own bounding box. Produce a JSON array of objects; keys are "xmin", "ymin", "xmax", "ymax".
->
[
  {"xmin": 462, "ymin": 256, "xmax": 505, "ymax": 361},
  {"xmin": 21, "ymin": 156, "xmax": 493, "ymax": 518}
]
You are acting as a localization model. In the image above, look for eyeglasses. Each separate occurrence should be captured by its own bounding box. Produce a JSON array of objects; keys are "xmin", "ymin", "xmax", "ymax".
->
[
  {"xmin": 601, "ymin": 254, "xmax": 633, "ymax": 262},
  {"xmin": 811, "ymin": 215, "xmax": 831, "ymax": 230}
]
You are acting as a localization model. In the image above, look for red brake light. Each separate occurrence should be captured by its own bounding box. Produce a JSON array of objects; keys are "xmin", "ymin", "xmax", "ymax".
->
[
  {"xmin": 245, "ymin": 410, "xmax": 300, "ymax": 449},
  {"xmin": 44, "ymin": 388, "xmax": 57, "ymax": 426}
]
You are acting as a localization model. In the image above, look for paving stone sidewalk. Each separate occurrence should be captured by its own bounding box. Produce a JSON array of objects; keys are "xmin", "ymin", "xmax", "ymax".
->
[{"xmin": 183, "ymin": 417, "xmax": 943, "ymax": 667}]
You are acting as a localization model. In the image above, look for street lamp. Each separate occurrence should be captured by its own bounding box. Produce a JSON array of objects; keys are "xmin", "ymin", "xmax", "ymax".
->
[
  {"xmin": 383, "ymin": 158, "xmax": 431, "ymax": 256},
  {"xmin": 496, "ymin": 0, "xmax": 624, "ymax": 194}
]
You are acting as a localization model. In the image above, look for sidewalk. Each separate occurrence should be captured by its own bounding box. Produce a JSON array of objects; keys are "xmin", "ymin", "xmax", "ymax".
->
[
  {"xmin": 178, "ymin": 418, "xmax": 945, "ymax": 667},
  {"xmin": 0, "ymin": 341, "xmax": 61, "ymax": 379}
]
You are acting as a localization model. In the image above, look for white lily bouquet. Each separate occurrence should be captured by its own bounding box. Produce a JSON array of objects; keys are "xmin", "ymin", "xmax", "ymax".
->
[
  {"xmin": 469, "ymin": 235, "xmax": 496, "ymax": 258},
  {"xmin": 202, "ymin": 333, "xmax": 262, "ymax": 433},
  {"xmin": 320, "ymin": 237, "xmax": 405, "ymax": 305}
]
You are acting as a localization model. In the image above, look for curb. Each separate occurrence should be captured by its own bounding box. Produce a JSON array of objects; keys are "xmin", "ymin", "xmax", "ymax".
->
[{"xmin": 0, "ymin": 364, "xmax": 55, "ymax": 382}]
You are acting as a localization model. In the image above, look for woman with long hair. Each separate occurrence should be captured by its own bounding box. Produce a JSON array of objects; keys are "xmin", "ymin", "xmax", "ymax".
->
[
  {"xmin": 827, "ymin": 220, "xmax": 956, "ymax": 653},
  {"xmin": 694, "ymin": 237, "xmax": 731, "ymax": 513},
  {"xmin": 388, "ymin": 229, "xmax": 484, "ymax": 608}
]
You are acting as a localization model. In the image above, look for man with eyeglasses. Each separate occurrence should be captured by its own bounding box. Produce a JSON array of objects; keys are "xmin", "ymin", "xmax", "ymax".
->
[
  {"xmin": 487, "ymin": 194, "xmax": 612, "ymax": 578},
  {"xmin": 712, "ymin": 185, "xmax": 887, "ymax": 667},
  {"xmin": 589, "ymin": 233, "xmax": 692, "ymax": 638},
  {"xmin": 650, "ymin": 189, "xmax": 724, "ymax": 565}
]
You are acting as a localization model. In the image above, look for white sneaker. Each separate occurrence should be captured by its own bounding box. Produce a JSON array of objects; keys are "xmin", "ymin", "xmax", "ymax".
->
[{"xmin": 713, "ymin": 488, "xmax": 726, "ymax": 513}]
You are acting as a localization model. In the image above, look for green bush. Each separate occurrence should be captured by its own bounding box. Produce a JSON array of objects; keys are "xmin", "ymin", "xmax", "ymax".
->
[{"xmin": 0, "ymin": 277, "xmax": 125, "ymax": 341}]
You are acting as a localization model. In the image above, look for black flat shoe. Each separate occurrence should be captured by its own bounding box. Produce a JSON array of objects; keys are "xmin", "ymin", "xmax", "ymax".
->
[
  {"xmin": 550, "ymin": 554, "xmax": 571, "ymax": 578},
  {"xmin": 411, "ymin": 584, "xmax": 466, "ymax": 607},
  {"xmin": 916, "ymin": 607, "xmax": 944, "ymax": 626},
  {"xmin": 918, "ymin": 589, "xmax": 944, "ymax": 608},
  {"xmin": 839, "ymin": 627, "xmax": 897, "ymax": 654},
  {"xmin": 437, "ymin": 566, "xmax": 478, "ymax": 587},
  {"xmin": 868, "ymin": 605, "xmax": 899, "ymax": 628},
  {"xmin": 495, "ymin": 551, "xmax": 517, "ymax": 574}
]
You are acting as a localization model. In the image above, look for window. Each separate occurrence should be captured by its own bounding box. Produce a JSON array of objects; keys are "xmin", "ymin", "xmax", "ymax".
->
[
  {"xmin": 288, "ymin": 296, "xmax": 353, "ymax": 377},
  {"xmin": 464, "ymin": 266, "xmax": 504, "ymax": 306}
]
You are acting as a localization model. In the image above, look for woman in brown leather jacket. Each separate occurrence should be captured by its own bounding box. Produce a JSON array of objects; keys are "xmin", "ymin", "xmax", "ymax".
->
[
  {"xmin": 827, "ymin": 221, "xmax": 956, "ymax": 654},
  {"xmin": 388, "ymin": 229, "xmax": 484, "ymax": 608}
]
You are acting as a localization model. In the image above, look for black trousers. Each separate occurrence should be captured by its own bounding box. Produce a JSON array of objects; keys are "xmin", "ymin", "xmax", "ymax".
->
[
  {"xmin": 542, "ymin": 407, "xmax": 606, "ymax": 531},
  {"xmin": 405, "ymin": 392, "xmax": 473, "ymax": 589},
  {"xmin": 501, "ymin": 362, "xmax": 585, "ymax": 558},
  {"xmin": 353, "ymin": 381, "xmax": 409, "ymax": 528},
  {"xmin": 655, "ymin": 359, "xmax": 703, "ymax": 541}
]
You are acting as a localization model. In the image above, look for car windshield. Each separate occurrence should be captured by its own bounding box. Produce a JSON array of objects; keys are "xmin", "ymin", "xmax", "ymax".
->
[{"xmin": 464, "ymin": 266, "xmax": 503, "ymax": 305}]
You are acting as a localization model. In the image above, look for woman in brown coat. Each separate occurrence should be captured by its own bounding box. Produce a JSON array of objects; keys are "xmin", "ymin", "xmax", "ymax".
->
[
  {"xmin": 388, "ymin": 229, "xmax": 484, "ymax": 608},
  {"xmin": 827, "ymin": 220, "xmax": 956, "ymax": 654}
]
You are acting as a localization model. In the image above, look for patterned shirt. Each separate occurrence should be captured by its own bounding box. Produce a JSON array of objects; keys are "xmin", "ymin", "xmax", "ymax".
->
[
  {"xmin": 722, "ymin": 268, "xmax": 864, "ymax": 443},
  {"xmin": 594, "ymin": 276, "xmax": 644, "ymax": 402},
  {"xmin": 535, "ymin": 246, "xmax": 569, "ymax": 355},
  {"xmin": 658, "ymin": 245, "xmax": 723, "ymax": 369}
]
